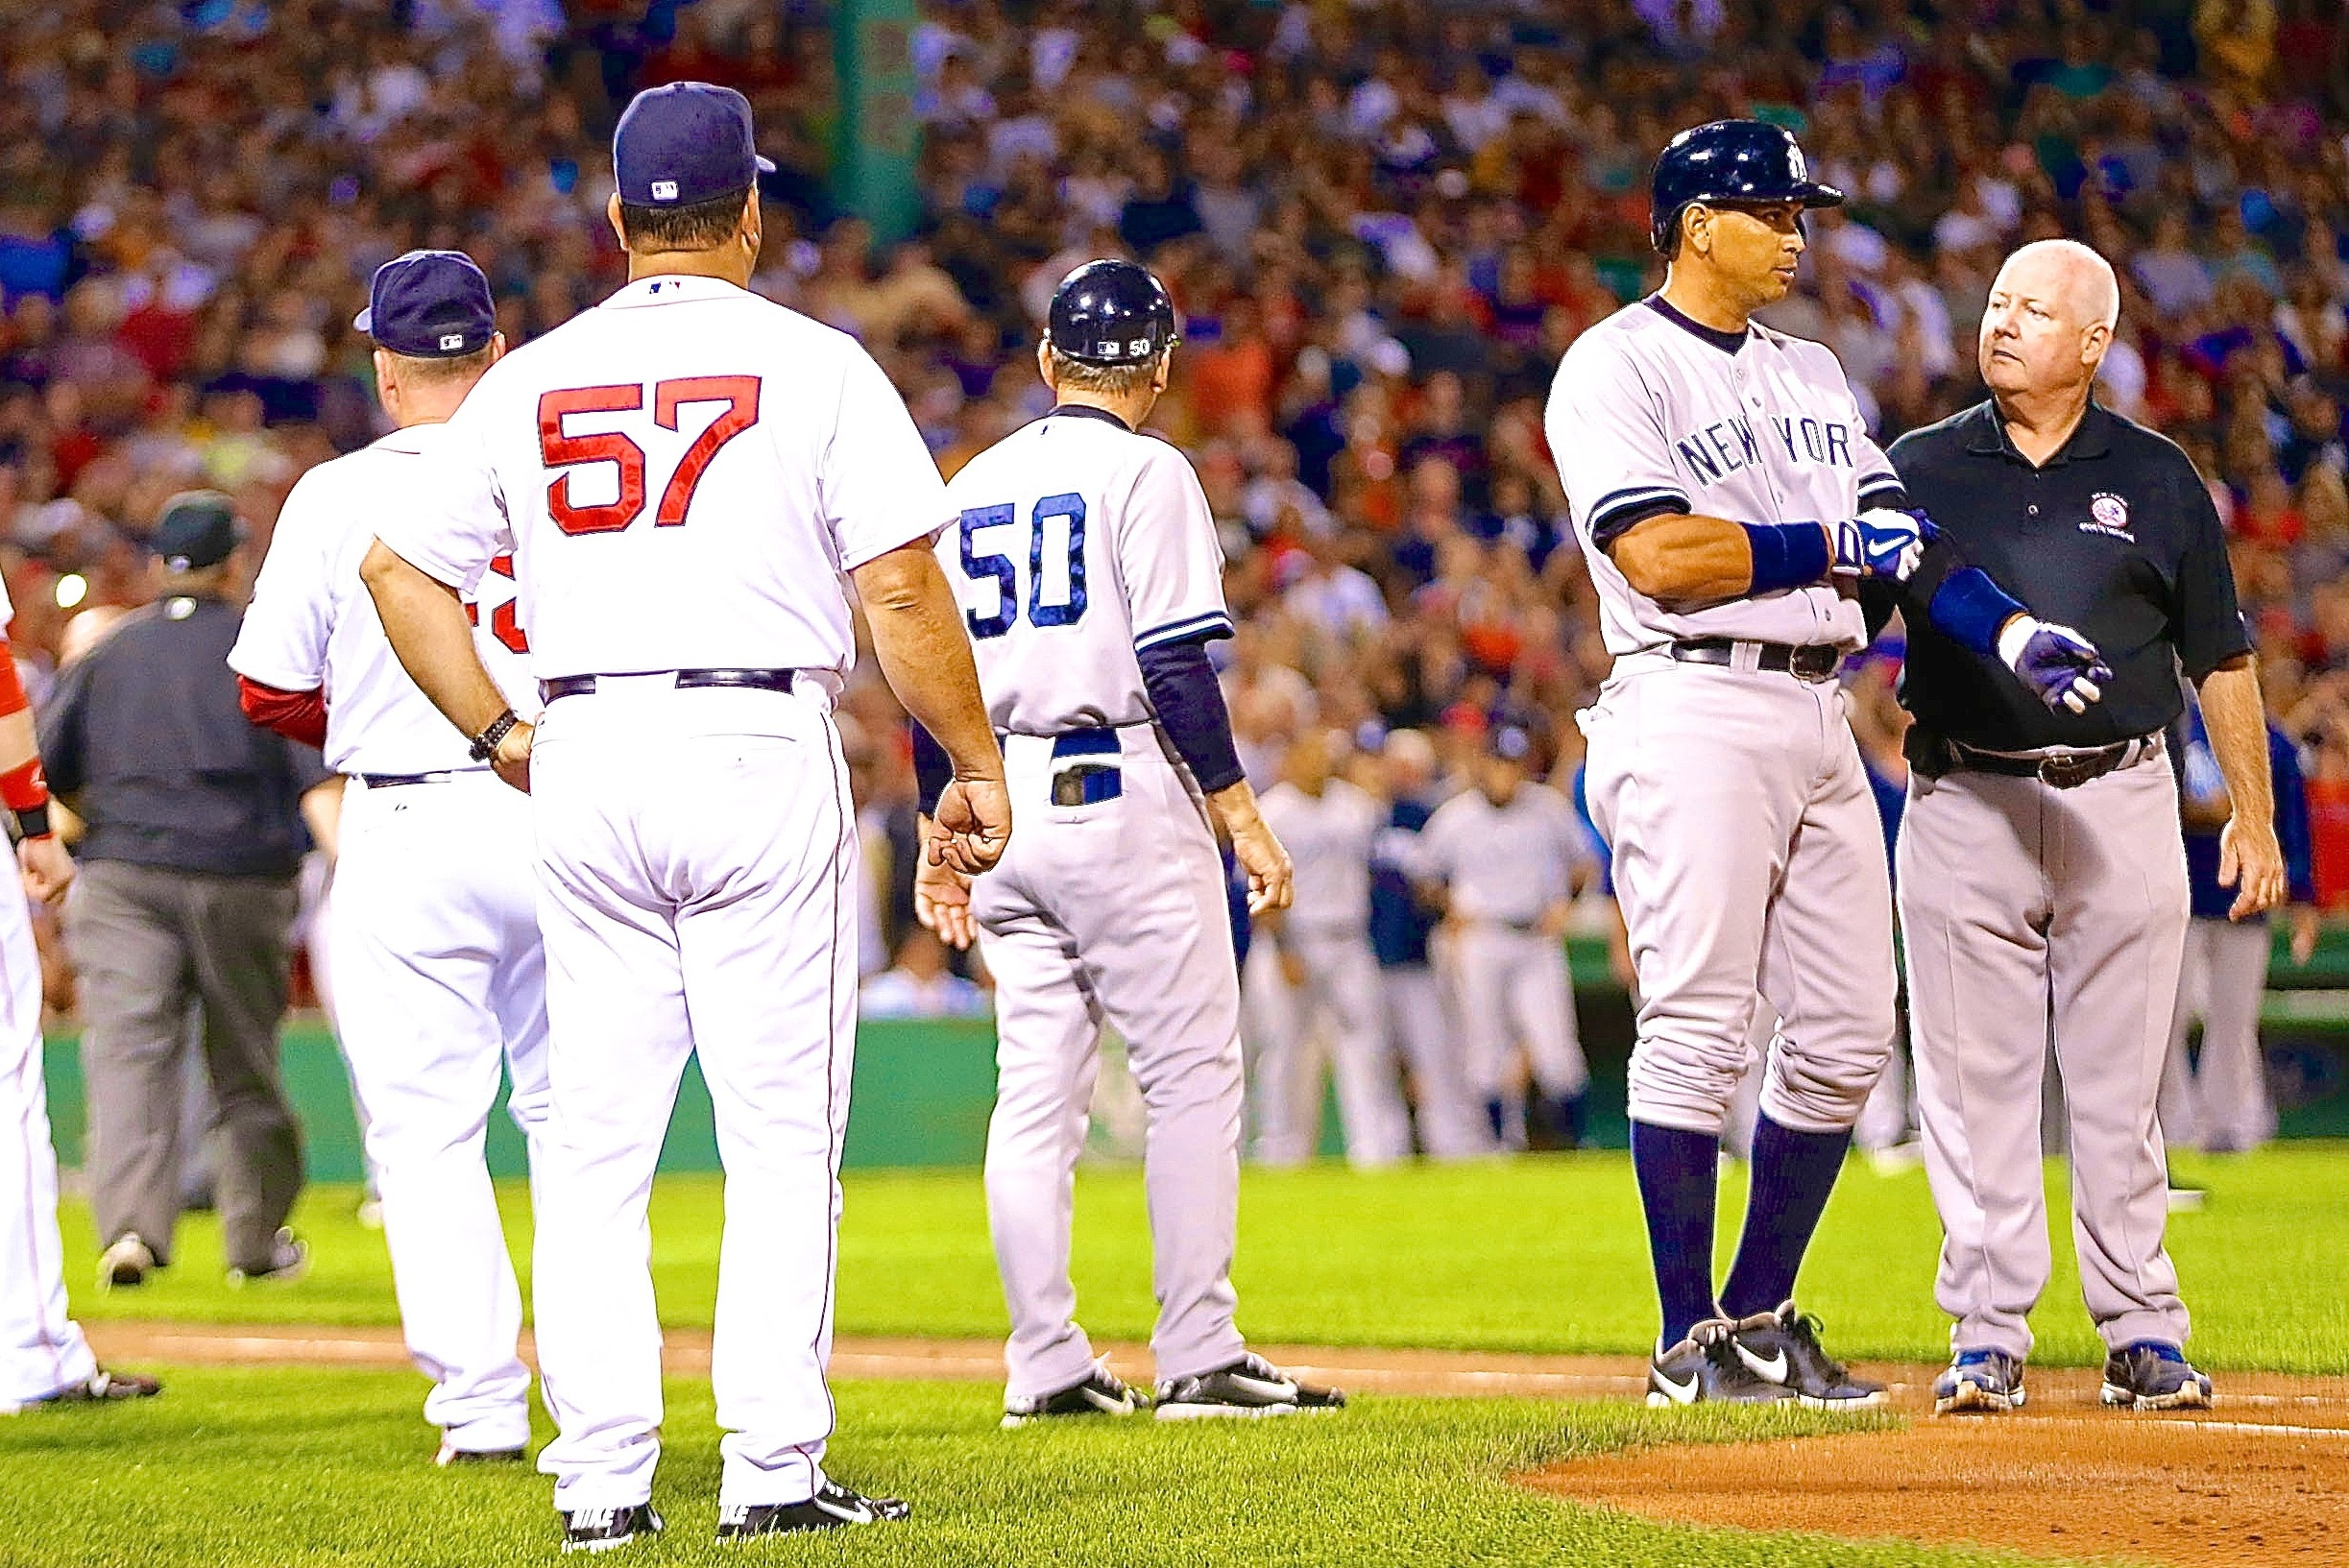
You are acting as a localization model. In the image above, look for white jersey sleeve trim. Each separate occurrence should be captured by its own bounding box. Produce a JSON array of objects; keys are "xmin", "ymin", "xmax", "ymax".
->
[{"xmin": 1133, "ymin": 609, "xmax": 1236, "ymax": 652}]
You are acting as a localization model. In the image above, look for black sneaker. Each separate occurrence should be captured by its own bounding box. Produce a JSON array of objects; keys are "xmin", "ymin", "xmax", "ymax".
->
[
  {"xmin": 714, "ymin": 1484, "xmax": 909, "ymax": 1540},
  {"xmin": 560, "ymin": 1504, "xmax": 663, "ymax": 1554},
  {"xmin": 5, "ymin": 1368, "xmax": 162, "ymax": 1414},
  {"xmin": 1647, "ymin": 1318, "xmax": 1794, "ymax": 1407},
  {"xmin": 1729, "ymin": 1301, "xmax": 1885, "ymax": 1409},
  {"xmin": 2100, "ymin": 1341, "xmax": 2214, "ymax": 1411},
  {"xmin": 1002, "ymin": 1363, "xmax": 1145, "ymax": 1428},
  {"xmin": 1933, "ymin": 1349, "xmax": 2026, "ymax": 1415},
  {"xmin": 1154, "ymin": 1353, "xmax": 1346, "ymax": 1419}
]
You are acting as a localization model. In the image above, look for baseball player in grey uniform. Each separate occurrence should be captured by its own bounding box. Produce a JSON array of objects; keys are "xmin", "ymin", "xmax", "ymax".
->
[
  {"xmin": 1415, "ymin": 726, "xmax": 1594, "ymax": 1149},
  {"xmin": 1553, "ymin": 122, "xmax": 2109, "ymax": 1407},
  {"xmin": 914, "ymin": 260, "xmax": 1344, "ymax": 1424}
]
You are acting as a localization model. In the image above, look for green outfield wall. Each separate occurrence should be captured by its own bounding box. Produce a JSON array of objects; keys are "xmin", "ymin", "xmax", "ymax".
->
[{"xmin": 36, "ymin": 928, "xmax": 2349, "ymax": 1179}]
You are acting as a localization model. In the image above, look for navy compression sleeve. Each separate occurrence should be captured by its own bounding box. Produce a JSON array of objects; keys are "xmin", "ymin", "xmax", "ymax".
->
[
  {"xmin": 1137, "ymin": 639, "xmax": 1246, "ymax": 793},
  {"xmin": 909, "ymin": 721, "xmax": 953, "ymax": 816}
]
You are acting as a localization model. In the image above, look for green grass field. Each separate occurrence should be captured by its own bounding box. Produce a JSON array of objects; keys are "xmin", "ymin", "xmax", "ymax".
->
[
  {"xmin": 58, "ymin": 1146, "xmax": 2349, "ymax": 1372},
  {"xmin": 15, "ymin": 1146, "xmax": 2347, "ymax": 1566},
  {"xmin": 1, "ymin": 1369, "xmax": 2046, "ymax": 1568}
]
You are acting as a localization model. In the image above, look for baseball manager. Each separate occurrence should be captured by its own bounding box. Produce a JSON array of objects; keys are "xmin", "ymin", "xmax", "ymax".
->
[{"xmin": 1886, "ymin": 239, "xmax": 2286, "ymax": 1416}]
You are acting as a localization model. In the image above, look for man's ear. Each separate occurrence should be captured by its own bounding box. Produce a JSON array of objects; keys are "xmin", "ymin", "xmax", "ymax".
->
[{"xmin": 606, "ymin": 191, "xmax": 628, "ymax": 250}]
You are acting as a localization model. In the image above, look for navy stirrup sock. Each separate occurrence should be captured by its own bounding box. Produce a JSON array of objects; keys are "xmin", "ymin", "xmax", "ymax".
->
[
  {"xmin": 1719, "ymin": 1113, "xmax": 1853, "ymax": 1318},
  {"xmin": 1631, "ymin": 1120, "xmax": 1722, "ymax": 1347}
]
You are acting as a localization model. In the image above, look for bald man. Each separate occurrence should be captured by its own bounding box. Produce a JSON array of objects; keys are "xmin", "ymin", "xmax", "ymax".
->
[{"xmin": 1884, "ymin": 240, "xmax": 2284, "ymax": 1416}]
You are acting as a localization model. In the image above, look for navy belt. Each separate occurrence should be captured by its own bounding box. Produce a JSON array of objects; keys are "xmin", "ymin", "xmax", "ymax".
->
[
  {"xmin": 353, "ymin": 767, "xmax": 491, "ymax": 788},
  {"xmin": 541, "ymin": 668, "xmax": 797, "ymax": 703},
  {"xmin": 1670, "ymin": 638, "xmax": 1843, "ymax": 683},
  {"xmin": 1044, "ymin": 726, "xmax": 1123, "ymax": 805}
]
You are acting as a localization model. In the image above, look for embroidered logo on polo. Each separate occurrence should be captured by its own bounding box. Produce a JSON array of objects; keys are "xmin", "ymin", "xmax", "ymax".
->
[{"xmin": 2081, "ymin": 491, "xmax": 2135, "ymax": 541}]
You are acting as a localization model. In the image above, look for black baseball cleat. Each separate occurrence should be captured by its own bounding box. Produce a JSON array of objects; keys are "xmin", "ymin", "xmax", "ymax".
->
[
  {"xmin": 714, "ymin": 1484, "xmax": 909, "ymax": 1540},
  {"xmin": 2100, "ymin": 1341, "xmax": 2214, "ymax": 1411},
  {"xmin": 561, "ymin": 1504, "xmax": 663, "ymax": 1554},
  {"xmin": 1647, "ymin": 1317, "xmax": 1794, "ymax": 1407},
  {"xmin": 1728, "ymin": 1301, "xmax": 1885, "ymax": 1409},
  {"xmin": 1154, "ymin": 1353, "xmax": 1346, "ymax": 1419},
  {"xmin": 3, "ymin": 1368, "xmax": 162, "ymax": 1415},
  {"xmin": 435, "ymin": 1437, "xmax": 528, "ymax": 1466},
  {"xmin": 1002, "ymin": 1362, "xmax": 1146, "ymax": 1428},
  {"xmin": 1933, "ymin": 1349, "xmax": 2026, "ymax": 1415}
]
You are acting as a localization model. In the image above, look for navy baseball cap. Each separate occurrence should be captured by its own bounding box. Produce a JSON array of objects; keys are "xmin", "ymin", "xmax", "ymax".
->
[
  {"xmin": 153, "ymin": 491, "xmax": 243, "ymax": 572},
  {"xmin": 354, "ymin": 250, "xmax": 496, "ymax": 358},
  {"xmin": 614, "ymin": 82, "xmax": 776, "ymax": 207}
]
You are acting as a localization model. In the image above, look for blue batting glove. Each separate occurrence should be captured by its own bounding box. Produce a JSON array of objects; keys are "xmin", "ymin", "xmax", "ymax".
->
[{"xmin": 1998, "ymin": 616, "xmax": 2114, "ymax": 714}]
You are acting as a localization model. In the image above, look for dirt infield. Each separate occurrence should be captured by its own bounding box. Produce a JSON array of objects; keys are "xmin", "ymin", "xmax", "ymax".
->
[
  {"xmin": 87, "ymin": 1323, "xmax": 2349, "ymax": 1566},
  {"xmin": 1532, "ymin": 1364, "xmax": 2349, "ymax": 1568}
]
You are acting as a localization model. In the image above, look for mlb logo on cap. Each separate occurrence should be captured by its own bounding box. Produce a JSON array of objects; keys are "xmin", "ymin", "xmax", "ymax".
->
[
  {"xmin": 614, "ymin": 82, "xmax": 777, "ymax": 208},
  {"xmin": 355, "ymin": 250, "xmax": 496, "ymax": 359}
]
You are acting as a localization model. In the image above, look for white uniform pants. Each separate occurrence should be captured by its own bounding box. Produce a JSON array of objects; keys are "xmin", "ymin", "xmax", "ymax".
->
[
  {"xmin": 1451, "ymin": 924, "xmax": 1587, "ymax": 1110},
  {"xmin": 1899, "ymin": 759, "xmax": 2191, "ymax": 1359},
  {"xmin": 975, "ymin": 728, "xmax": 1247, "ymax": 1402},
  {"xmin": 1382, "ymin": 964, "xmax": 1488, "ymax": 1159},
  {"xmin": 528, "ymin": 679, "xmax": 857, "ymax": 1511},
  {"xmin": 330, "ymin": 773, "xmax": 549, "ymax": 1452},
  {"xmin": 1247, "ymin": 928, "xmax": 1409, "ymax": 1168},
  {"xmin": 1582, "ymin": 663, "xmax": 1897, "ymax": 1135},
  {"xmin": 1724, "ymin": 1005, "xmax": 1913, "ymax": 1159},
  {"xmin": 2161, "ymin": 916, "xmax": 2273, "ymax": 1153},
  {"xmin": 1, "ymin": 877, "xmax": 96, "ymax": 1410}
]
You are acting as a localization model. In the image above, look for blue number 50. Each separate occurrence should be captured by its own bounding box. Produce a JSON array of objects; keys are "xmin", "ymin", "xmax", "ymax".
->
[{"xmin": 957, "ymin": 494, "xmax": 1087, "ymax": 639}]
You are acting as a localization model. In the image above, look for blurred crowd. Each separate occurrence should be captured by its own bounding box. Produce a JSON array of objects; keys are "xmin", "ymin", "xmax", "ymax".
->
[{"xmin": 7, "ymin": 0, "xmax": 2349, "ymax": 978}]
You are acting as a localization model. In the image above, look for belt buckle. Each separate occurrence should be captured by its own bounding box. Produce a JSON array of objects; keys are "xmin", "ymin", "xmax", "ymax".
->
[
  {"xmin": 2037, "ymin": 753, "xmax": 2098, "ymax": 789},
  {"xmin": 1791, "ymin": 645, "xmax": 1839, "ymax": 683}
]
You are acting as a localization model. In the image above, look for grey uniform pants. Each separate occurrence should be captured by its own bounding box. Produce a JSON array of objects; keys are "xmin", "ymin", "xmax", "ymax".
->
[
  {"xmin": 1897, "ymin": 758, "xmax": 2191, "ymax": 1360},
  {"xmin": 2161, "ymin": 916, "xmax": 2274, "ymax": 1153},
  {"xmin": 66, "ymin": 859, "xmax": 303, "ymax": 1272}
]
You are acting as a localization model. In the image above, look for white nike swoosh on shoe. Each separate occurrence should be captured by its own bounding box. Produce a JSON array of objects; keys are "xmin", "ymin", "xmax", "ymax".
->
[
  {"xmin": 1651, "ymin": 1364, "xmax": 1701, "ymax": 1405},
  {"xmin": 1227, "ymin": 1374, "xmax": 1299, "ymax": 1403},
  {"xmin": 1079, "ymin": 1386, "xmax": 1134, "ymax": 1413},
  {"xmin": 812, "ymin": 1496, "xmax": 878, "ymax": 1524},
  {"xmin": 1733, "ymin": 1343, "xmax": 1790, "ymax": 1382}
]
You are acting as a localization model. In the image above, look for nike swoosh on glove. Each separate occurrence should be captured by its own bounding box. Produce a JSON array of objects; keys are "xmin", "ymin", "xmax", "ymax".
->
[
  {"xmin": 1997, "ymin": 616, "xmax": 2116, "ymax": 714},
  {"xmin": 1830, "ymin": 507, "xmax": 1931, "ymax": 582}
]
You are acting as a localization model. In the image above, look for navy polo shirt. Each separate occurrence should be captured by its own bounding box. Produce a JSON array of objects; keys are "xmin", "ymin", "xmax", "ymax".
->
[{"xmin": 1887, "ymin": 399, "xmax": 2250, "ymax": 750}]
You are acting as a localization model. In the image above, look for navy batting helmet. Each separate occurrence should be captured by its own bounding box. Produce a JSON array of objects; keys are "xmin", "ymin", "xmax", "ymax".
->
[
  {"xmin": 1046, "ymin": 259, "xmax": 1178, "ymax": 366},
  {"xmin": 1649, "ymin": 120, "xmax": 1844, "ymax": 255}
]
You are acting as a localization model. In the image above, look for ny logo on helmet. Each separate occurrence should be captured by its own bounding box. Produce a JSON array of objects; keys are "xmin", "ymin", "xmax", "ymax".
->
[{"xmin": 1786, "ymin": 145, "xmax": 1807, "ymax": 181}]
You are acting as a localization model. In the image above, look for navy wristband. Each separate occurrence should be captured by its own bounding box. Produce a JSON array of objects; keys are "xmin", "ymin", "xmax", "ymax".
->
[
  {"xmin": 1739, "ymin": 522, "xmax": 1830, "ymax": 595},
  {"xmin": 1926, "ymin": 567, "xmax": 2028, "ymax": 657}
]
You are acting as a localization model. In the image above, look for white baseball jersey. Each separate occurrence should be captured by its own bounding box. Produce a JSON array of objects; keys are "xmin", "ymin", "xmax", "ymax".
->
[
  {"xmin": 938, "ymin": 408, "xmax": 1231, "ymax": 736},
  {"xmin": 1256, "ymin": 779, "xmax": 1380, "ymax": 934},
  {"xmin": 379, "ymin": 274, "xmax": 951, "ymax": 682},
  {"xmin": 1418, "ymin": 783, "xmax": 1592, "ymax": 925},
  {"xmin": 230, "ymin": 423, "xmax": 536, "ymax": 774},
  {"xmin": 1546, "ymin": 299, "xmax": 1905, "ymax": 656},
  {"xmin": 3, "ymin": 575, "xmax": 101, "ymax": 1408}
]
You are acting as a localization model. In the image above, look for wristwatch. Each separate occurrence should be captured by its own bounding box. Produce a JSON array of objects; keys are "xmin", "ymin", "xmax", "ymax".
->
[{"xmin": 470, "ymin": 709, "xmax": 521, "ymax": 762}]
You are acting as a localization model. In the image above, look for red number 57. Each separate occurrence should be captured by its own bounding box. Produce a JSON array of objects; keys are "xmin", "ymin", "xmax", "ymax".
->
[{"xmin": 538, "ymin": 375, "xmax": 762, "ymax": 536}]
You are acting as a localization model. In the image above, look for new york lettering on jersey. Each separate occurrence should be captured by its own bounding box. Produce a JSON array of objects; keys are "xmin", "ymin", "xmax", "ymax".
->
[
  {"xmin": 939, "ymin": 410, "xmax": 1231, "ymax": 737},
  {"xmin": 1547, "ymin": 302, "xmax": 1905, "ymax": 655}
]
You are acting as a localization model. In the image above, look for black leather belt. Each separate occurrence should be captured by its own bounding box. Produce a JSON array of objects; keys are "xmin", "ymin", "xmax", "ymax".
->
[
  {"xmin": 1944, "ymin": 733, "xmax": 2161, "ymax": 790},
  {"xmin": 1669, "ymin": 638, "xmax": 1843, "ymax": 682},
  {"xmin": 540, "ymin": 668, "xmax": 797, "ymax": 703},
  {"xmin": 352, "ymin": 767, "xmax": 490, "ymax": 788}
]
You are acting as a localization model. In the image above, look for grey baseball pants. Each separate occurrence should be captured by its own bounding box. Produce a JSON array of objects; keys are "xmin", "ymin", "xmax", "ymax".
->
[
  {"xmin": 1897, "ymin": 756, "xmax": 2192, "ymax": 1360},
  {"xmin": 66, "ymin": 858, "xmax": 303, "ymax": 1273}
]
